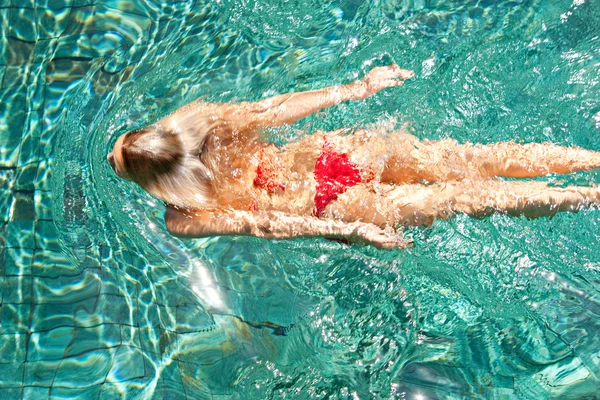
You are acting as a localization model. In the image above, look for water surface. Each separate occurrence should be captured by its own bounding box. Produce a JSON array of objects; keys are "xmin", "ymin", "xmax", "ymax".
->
[{"xmin": 1, "ymin": 0, "xmax": 600, "ymax": 398}]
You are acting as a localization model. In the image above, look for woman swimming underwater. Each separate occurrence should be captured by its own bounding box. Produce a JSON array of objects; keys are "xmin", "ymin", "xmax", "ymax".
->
[{"xmin": 108, "ymin": 65, "xmax": 600, "ymax": 249}]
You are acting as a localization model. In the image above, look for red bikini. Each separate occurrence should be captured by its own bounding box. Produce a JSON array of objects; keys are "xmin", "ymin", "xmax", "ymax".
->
[
  {"xmin": 253, "ymin": 142, "xmax": 365, "ymax": 216},
  {"xmin": 253, "ymin": 160, "xmax": 285, "ymax": 194},
  {"xmin": 312, "ymin": 143, "xmax": 362, "ymax": 216}
]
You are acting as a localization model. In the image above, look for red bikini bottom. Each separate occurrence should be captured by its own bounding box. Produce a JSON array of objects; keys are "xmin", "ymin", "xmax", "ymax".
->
[
  {"xmin": 253, "ymin": 142, "xmax": 366, "ymax": 216},
  {"xmin": 313, "ymin": 142, "xmax": 364, "ymax": 216}
]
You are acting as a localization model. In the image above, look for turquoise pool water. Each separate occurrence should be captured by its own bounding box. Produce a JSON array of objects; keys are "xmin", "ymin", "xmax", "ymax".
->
[{"xmin": 2, "ymin": 0, "xmax": 600, "ymax": 398}]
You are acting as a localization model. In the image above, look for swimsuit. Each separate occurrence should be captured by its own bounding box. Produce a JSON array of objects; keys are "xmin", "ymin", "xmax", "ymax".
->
[
  {"xmin": 312, "ymin": 142, "xmax": 363, "ymax": 216},
  {"xmin": 253, "ymin": 142, "xmax": 367, "ymax": 216},
  {"xmin": 253, "ymin": 152, "xmax": 285, "ymax": 194}
]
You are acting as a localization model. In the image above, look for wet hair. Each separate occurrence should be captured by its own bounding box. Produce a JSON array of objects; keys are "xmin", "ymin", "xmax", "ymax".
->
[
  {"xmin": 116, "ymin": 123, "xmax": 217, "ymax": 209},
  {"xmin": 120, "ymin": 127, "xmax": 185, "ymax": 186}
]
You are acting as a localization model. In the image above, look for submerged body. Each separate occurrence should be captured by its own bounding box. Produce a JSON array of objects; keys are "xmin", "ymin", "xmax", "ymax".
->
[{"xmin": 108, "ymin": 65, "xmax": 600, "ymax": 248}]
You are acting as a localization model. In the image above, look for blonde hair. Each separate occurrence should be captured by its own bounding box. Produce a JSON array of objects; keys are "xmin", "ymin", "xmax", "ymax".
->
[{"xmin": 119, "ymin": 125, "xmax": 217, "ymax": 209}]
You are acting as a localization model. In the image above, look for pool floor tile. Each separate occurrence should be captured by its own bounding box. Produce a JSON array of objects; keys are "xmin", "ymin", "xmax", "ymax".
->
[
  {"xmin": 53, "ymin": 348, "xmax": 116, "ymax": 388},
  {"xmin": 0, "ymin": 388, "xmax": 21, "ymax": 398},
  {"xmin": 31, "ymin": 296, "xmax": 97, "ymax": 332},
  {"xmin": 33, "ymin": 269, "xmax": 101, "ymax": 305},
  {"xmin": 36, "ymin": 6, "xmax": 71, "ymax": 39},
  {"xmin": 23, "ymin": 386, "xmax": 50, "ymax": 398},
  {"xmin": 6, "ymin": 220, "xmax": 35, "ymax": 249},
  {"xmin": 97, "ymin": 382, "xmax": 150, "ymax": 400},
  {"xmin": 10, "ymin": 191, "xmax": 35, "ymax": 221},
  {"xmin": 33, "ymin": 219, "xmax": 61, "ymax": 252},
  {"xmin": 0, "ymin": 303, "xmax": 31, "ymax": 334},
  {"xmin": 14, "ymin": 163, "xmax": 39, "ymax": 193},
  {"xmin": 32, "ymin": 250, "xmax": 80, "ymax": 278},
  {"xmin": 0, "ymin": 333, "xmax": 27, "ymax": 363},
  {"xmin": 23, "ymin": 359, "xmax": 61, "ymax": 387},
  {"xmin": 2, "ymin": 275, "xmax": 32, "ymax": 304},
  {"xmin": 0, "ymin": 170, "xmax": 16, "ymax": 222},
  {"xmin": 65, "ymin": 324, "xmax": 121, "ymax": 358},
  {"xmin": 106, "ymin": 345, "xmax": 146, "ymax": 383},
  {"xmin": 27, "ymin": 326, "xmax": 75, "ymax": 362},
  {"xmin": 49, "ymin": 384, "xmax": 102, "ymax": 400},
  {"xmin": 33, "ymin": 190, "xmax": 53, "ymax": 222},
  {"xmin": 95, "ymin": 293, "xmax": 137, "ymax": 326},
  {"xmin": 3, "ymin": 247, "xmax": 33, "ymax": 276}
]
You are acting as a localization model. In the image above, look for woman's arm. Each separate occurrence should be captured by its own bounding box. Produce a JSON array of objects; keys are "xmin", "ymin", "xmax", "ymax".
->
[
  {"xmin": 226, "ymin": 65, "xmax": 414, "ymax": 129},
  {"xmin": 164, "ymin": 206, "xmax": 409, "ymax": 249},
  {"xmin": 159, "ymin": 65, "xmax": 413, "ymax": 142}
]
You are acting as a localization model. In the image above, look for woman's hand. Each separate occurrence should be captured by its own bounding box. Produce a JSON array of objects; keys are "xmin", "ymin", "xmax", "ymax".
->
[
  {"xmin": 350, "ymin": 65, "xmax": 415, "ymax": 99},
  {"xmin": 349, "ymin": 222, "xmax": 411, "ymax": 250}
]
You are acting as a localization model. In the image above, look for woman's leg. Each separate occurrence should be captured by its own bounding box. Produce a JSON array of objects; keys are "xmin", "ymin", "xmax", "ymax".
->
[
  {"xmin": 439, "ymin": 180, "xmax": 600, "ymax": 219},
  {"xmin": 460, "ymin": 142, "xmax": 600, "ymax": 179},
  {"xmin": 378, "ymin": 138, "xmax": 600, "ymax": 184},
  {"xmin": 323, "ymin": 181, "xmax": 600, "ymax": 227}
]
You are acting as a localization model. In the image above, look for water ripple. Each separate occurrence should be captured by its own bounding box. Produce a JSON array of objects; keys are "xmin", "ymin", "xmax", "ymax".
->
[{"xmin": 0, "ymin": 0, "xmax": 598, "ymax": 398}]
